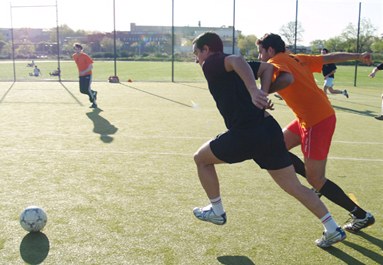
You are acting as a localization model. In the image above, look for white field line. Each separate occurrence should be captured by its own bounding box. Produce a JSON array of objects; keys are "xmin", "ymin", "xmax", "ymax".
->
[
  {"xmin": 0, "ymin": 132, "xmax": 382, "ymax": 145},
  {"xmin": 0, "ymin": 147, "xmax": 382, "ymax": 162}
]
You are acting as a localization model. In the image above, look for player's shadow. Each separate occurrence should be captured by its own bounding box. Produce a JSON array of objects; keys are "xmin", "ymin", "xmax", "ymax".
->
[
  {"xmin": 332, "ymin": 105, "xmax": 377, "ymax": 117},
  {"xmin": 341, "ymin": 240, "xmax": 383, "ymax": 264},
  {"xmin": 323, "ymin": 246, "xmax": 365, "ymax": 264},
  {"xmin": 217, "ymin": 255, "xmax": 255, "ymax": 265},
  {"xmin": 59, "ymin": 82, "xmax": 83, "ymax": 106},
  {"xmin": 86, "ymin": 108, "xmax": 118, "ymax": 143},
  {"xmin": 20, "ymin": 232, "xmax": 50, "ymax": 264},
  {"xmin": 120, "ymin": 83, "xmax": 192, "ymax": 108},
  {"xmin": 357, "ymin": 231, "xmax": 383, "ymax": 250}
]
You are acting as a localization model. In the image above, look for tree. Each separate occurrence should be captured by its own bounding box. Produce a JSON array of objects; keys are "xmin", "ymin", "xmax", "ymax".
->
[
  {"xmin": 100, "ymin": 37, "xmax": 123, "ymax": 53},
  {"xmin": 340, "ymin": 18, "xmax": 377, "ymax": 52},
  {"xmin": 279, "ymin": 21, "xmax": 304, "ymax": 46},
  {"xmin": 15, "ymin": 41, "xmax": 35, "ymax": 58},
  {"xmin": 323, "ymin": 36, "xmax": 348, "ymax": 52},
  {"xmin": 1, "ymin": 42, "xmax": 12, "ymax": 57},
  {"xmin": 49, "ymin": 24, "xmax": 75, "ymax": 43},
  {"xmin": 0, "ymin": 40, "xmax": 6, "ymax": 53},
  {"xmin": 237, "ymin": 34, "xmax": 257, "ymax": 59},
  {"xmin": 371, "ymin": 37, "xmax": 383, "ymax": 53},
  {"xmin": 310, "ymin": 18, "xmax": 378, "ymax": 53},
  {"xmin": 310, "ymin": 39, "xmax": 326, "ymax": 54}
]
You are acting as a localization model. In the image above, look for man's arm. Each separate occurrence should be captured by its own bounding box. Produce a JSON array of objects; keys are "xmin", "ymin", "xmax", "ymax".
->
[
  {"xmin": 324, "ymin": 69, "xmax": 336, "ymax": 79},
  {"xmin": 323, "ymin": 52, "xmax": 372, "ymax": 65},
  {"xmin": 224, "ymin": 55, "xmax": 269, "ymax": 109},
  {"xmin": 80, "ymin": 64, "xmax": 93, "ymax": 76},
  {"xmin": 369, "ymin": 63, "xmax": 383, "ymax": 78},
  {"xmin": 269, "ymin": 72, "xmax": 294, "ymax": 93},
  {"xmin": 255, "ymin": 62, "xmax": 274, "ymax": 93}
]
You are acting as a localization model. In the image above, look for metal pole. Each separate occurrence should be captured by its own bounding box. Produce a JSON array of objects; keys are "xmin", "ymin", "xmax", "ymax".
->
[
  {"xmin": 56, "ymin": 0, "xmax": 61, "ymax": 82},
  {"xmin": 354, "ymin": 2, "xmax": 361, "ymax": 87},
  {"xmin": 171, "ymin": 0, "xmax": 174, "ymax": 82},
  {"xmin": 232, "ymin": 0, "xmax": 236, "ymax": 54},
  {"xmin": 294, "ymin": 0, "xmax": 298, "ymax": 53},
  {"xmin": 10, "ymin": 4, "xmax": 16, "ymax": 82},
  {"xmin": 113, "ymin": 0, "xmax": 117, "ymax": 77}
]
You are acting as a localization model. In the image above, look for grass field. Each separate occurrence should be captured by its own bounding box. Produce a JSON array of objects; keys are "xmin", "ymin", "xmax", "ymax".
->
[
  {"xmin": 0, "ymin": 60, "xmax": 205, "ymax": 82},
  {"xmin": 0, "ymin": 59, "xmax": 381, "ymax": 84},
  {"xmin": 0, "ymin": 70, "xmax": 382, "ymax": 264}
]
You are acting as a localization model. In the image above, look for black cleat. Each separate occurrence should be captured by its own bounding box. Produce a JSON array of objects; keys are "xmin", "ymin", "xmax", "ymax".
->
[{"xmin": 343, "ymin": 212, "xmax": 375, "ymax": 233}]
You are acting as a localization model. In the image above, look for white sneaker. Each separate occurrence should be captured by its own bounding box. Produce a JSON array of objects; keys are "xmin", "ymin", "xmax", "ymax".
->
[
  {"xmin": 315, "ymin": 227, "xmax": 346, "ymax": 248},
  {"xmin": 193, "ymin": 205, "xmax": 227, "ymax": 225}
]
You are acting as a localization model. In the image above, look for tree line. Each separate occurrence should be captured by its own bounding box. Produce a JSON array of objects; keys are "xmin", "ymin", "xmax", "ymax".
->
[
  {"xmin": 238, "ymin": 18, "xmax": 383, "ymax": 62},
  {"xmin": 0, "ymin": 19, "xmax": 382, "ymax": 62}
]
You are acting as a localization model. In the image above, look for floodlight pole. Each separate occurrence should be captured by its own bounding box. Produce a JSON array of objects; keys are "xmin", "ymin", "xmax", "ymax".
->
[
  {"xmin": 354, "ymin": 2, "xmax": 361, "ymax": 87},
  {"xmin": 10, "ymin": 3, "xmax": 16, "ymax": 82},
  {"xmin": 56, "ymin": 0, "xmax": 61, "ymax": 82},
  {"xmin": 113, "ymin": 0, "xmax": 117, "ymax": 78},
  {"xmin": 171, "ymin": 0, "xmax": 175, "ymax": 82},
  {"xmin": 294, "ymin": 0, "xmax": 298, "ymax": 53},
  {"xmin": 232, "ymin": 0, "xmax": 236, "ymax": 54}
]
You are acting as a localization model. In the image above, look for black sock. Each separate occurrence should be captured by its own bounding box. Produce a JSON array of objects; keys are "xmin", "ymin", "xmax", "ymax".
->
[
  {"xmin": 319, "ymin": 180, "xmax": 366, "ymax": 218},
  {"xmin": 289, "ymin": 152, "xmax": 306, "ymax": 178}
]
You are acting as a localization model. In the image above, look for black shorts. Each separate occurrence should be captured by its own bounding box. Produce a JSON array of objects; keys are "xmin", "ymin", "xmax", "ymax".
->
[
  {"xmin": 210, "ymin": 116, "xmax": 292, "ymax": 170},
  {"xmin": 79, "ymin": 75, "xmax": 91, "ymax": 94}
]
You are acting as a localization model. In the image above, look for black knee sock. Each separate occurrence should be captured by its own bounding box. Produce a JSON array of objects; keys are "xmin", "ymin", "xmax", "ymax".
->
[
  {"xmin": 289, "ymin": 152, "xmax": 306, "ymax": 178},
  {"xmin": 319, "ymin": 180, "xmax": 366, "ymax": 218}
]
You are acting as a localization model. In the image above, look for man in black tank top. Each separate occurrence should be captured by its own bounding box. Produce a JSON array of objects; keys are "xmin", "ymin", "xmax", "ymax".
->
[{"xmin": 191, "ymin": 32, "xmax": 346, "ymax": 248}]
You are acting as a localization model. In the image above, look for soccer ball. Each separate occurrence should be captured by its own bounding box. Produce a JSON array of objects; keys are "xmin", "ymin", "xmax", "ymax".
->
[{"xmin": 19, "ymin": 206, "xmax": 47, "ymax": 232}]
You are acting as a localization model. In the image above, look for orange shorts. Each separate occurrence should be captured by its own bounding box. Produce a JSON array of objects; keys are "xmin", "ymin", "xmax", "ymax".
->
[{"xmin": 285, "ymin": 115, "xmax": 336, "ymax": 160}]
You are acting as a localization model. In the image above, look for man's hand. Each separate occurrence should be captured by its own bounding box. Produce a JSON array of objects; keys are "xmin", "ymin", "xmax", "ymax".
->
[
  {"xmin": 360, "ymin": 52, "xmax": 372, "ymax": 65},
  {"xmin": 251, "ymin": 89, "xmax": 269, "ymax": 109},
  {"xmin": 265, "ymin": 99, "xmax": 274, "ymax": 110}
]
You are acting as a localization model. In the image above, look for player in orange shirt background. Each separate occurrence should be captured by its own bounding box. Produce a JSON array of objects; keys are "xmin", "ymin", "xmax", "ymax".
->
[
  {"xmin": 255, "ymin": 33, "xmax": 375, "ymax": 244},
  {"xmin": 73, "ymin": 43, "xmax": 98, "ymax": 108}
]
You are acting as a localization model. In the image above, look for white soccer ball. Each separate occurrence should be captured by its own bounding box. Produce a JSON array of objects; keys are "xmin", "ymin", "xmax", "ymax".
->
[{"xmin": 19, "ymin": 206, "xmax": 47, "ymax": 232}]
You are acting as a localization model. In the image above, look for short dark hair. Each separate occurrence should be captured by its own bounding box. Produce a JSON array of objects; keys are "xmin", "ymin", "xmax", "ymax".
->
[
  {"xmin": 192, "ymin": 32, "xmax": 223, "ymax": 53},
  {"xmin": 256, "ymin": 33, "xmax": 286, "ymax": 53},
  {"xmin": 73, "ymin": 43, "xmax": 83, "ymax": 50},
  {"xmin": 321, "ymin": 48, "xmax": 329, "ymax": 53}
]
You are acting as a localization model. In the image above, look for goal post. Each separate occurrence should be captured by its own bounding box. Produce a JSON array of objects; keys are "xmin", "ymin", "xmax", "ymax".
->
[{"xmin": 10, "ymin": 0, "xmax": 61, "ymax": 82}]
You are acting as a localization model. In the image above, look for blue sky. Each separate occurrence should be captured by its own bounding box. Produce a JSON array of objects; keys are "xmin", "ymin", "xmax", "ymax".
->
[{"xmin": 0, "ymin": 0, "xmax": 382, "ymax": 45}]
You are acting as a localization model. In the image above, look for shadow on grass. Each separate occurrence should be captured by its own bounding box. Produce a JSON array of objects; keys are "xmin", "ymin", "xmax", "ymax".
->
[
  {"xmin": 119, "ymin": 83, "xmax": 193, "ymax": 108},
  {"xmin": 342, "ymin": 240, "xmax": 383, "ymax": 264},
  {"xmin": 59, "ymin": 82, "xmax": 83, "ymax": 106},
  {"xmin": 0, "ymin": 81, "xmax": 16, "ymax": 103},
  {"xmin": 217, "ymin": 255, "xmax": 255, "ymax": 265},
  {"xmin": 357, "ymin": 231, "xmax": 383, "ymax": 250},
  {"xmin": 176, "ymin": 82, "xmax": 209, "ymax": 91},
  {"xmin": 324, "ymin": 246, "xmax": 365, "ymax": 265},
  {"xmin": 86, "ymin": 108, "xmax": 118, "ymax": 143},
  {"xmin": 20, "ymin": 232, "xmax": 50, "ymax": 264},
  {"xmin": 332, "ymin": 105, "xmax": 377, "ymax": 117}
]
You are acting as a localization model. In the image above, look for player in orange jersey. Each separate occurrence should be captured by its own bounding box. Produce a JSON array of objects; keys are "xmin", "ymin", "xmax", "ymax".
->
[
  {"xmin": 256, "ymin": 33, "xmax": 375, "ymax": 235},
  {"xmin": 73, "ymin": 43, "xmax": 98, "ymax": 108}
]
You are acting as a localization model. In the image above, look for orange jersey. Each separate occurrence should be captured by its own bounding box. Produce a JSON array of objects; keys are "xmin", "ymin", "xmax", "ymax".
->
[
  {"xmin": 72, "ymin": 52, "xmax": 93, "ymax": 76},
  {"xmin": 269, "ymin": 53, "xmax": 335, "ymax": 128}
]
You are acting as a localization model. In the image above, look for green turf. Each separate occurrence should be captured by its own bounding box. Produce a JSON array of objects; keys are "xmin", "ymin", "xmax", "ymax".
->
[
  {"xmin": 0, "ymin": 60, "xmax": 205, "ymax": 82},
  {"xmin": 0, "ymin": 59, "xmax": 380, "ymax": 85},
  {"xmin": 0, "ymin": 78, "xmax": 381, "ymax": 264}
]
